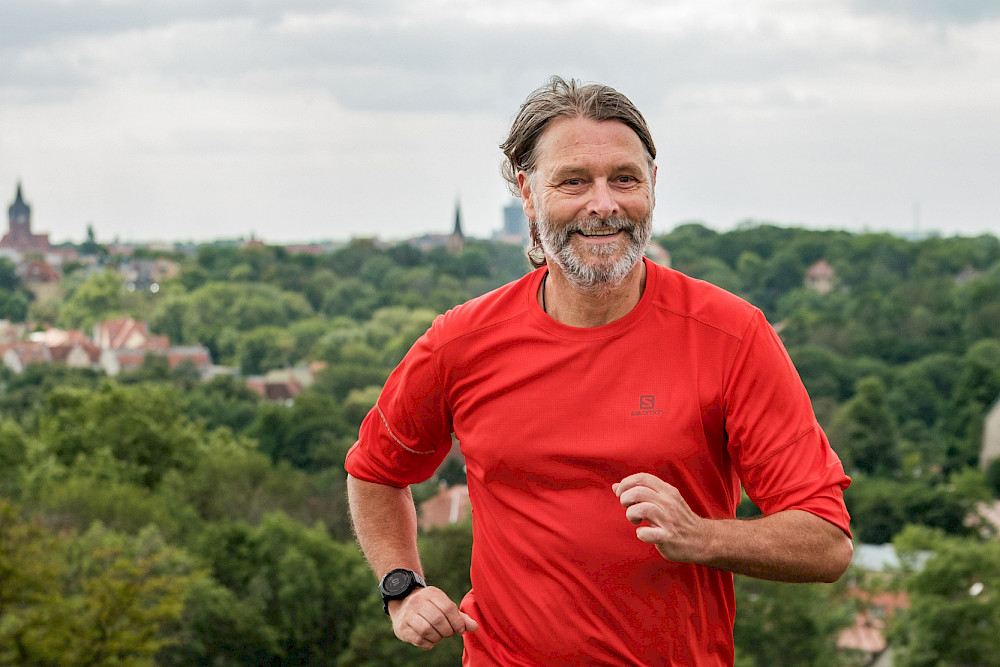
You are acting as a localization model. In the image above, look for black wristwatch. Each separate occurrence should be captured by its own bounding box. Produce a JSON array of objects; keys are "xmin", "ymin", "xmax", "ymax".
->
[{"xmin": 379, "ymin": 568, "xmax": 427, "ymax": 615}]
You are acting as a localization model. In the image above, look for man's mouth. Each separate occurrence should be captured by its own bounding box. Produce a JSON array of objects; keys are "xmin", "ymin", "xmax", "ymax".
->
[{"xmin": 577, "ymin": 228, "xmax": 620, "ymax": 237}]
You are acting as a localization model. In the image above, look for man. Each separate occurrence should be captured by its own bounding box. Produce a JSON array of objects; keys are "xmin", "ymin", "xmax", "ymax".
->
[{"xmin": 346, "ymin": 76, "xmax": 852, "ymax": 666}]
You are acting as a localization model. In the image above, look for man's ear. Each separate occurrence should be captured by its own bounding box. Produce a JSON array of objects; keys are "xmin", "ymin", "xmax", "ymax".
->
[
  {"xmin": 651, "ymin": 163, "xmax": 657, "ymax": 207},
  {"xmin": 517, "ymin": 171, "xmax": 536, "ymax": 220}
]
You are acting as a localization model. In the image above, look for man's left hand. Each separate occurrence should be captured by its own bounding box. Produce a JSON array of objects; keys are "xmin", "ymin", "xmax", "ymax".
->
[{"xmin": 613, "ymin": 472, "xmax": 711, "ymax": 564}]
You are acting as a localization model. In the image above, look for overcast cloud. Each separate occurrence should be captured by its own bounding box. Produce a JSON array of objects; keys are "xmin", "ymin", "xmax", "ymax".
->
[{"xmin": 1, "ymin": 0, "xmax": 997, "ymax": 243}]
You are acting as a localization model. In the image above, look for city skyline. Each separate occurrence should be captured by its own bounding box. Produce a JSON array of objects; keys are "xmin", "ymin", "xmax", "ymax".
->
[{"xmin": 2, "ymin": 0, "xmax": 999, "ymax": 244}]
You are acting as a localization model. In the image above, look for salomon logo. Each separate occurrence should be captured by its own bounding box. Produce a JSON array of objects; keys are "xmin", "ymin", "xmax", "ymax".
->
[{"xmin": 631, "ymin": 395, "xmax": 663, "ymax": 417}]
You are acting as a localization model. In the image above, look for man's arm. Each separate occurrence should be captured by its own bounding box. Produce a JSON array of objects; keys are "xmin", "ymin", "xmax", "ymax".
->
[
  {"xmin": 614, "ymin": 473, "xmax": 853, "ymax": 583},
  {"xmin": 346, "ymin": 474, "xmax": 478, "ymax": 649}
]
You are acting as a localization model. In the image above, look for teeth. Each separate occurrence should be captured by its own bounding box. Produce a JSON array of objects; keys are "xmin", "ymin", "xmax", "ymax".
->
[{"xmin": 580, "ymin": 229, "xmax": 618, "ymax": 237}]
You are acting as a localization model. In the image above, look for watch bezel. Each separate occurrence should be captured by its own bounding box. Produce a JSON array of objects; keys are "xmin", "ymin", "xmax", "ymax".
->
[{"xmin": 379, "ymin": 568, "xmax": 427, "ymax": 613}]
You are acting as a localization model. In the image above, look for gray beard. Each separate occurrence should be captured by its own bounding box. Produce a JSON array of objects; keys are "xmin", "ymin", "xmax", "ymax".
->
[{"xmin": 536, "ymin": 211, "xmax": 652, "ymax": 292}]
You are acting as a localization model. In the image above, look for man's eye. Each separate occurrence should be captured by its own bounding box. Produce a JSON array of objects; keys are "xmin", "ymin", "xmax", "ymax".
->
[
  {"xmin": 564, "ymin": 179, "xmax": 584, "ymax": 186},
  {"xmin": 616, "ymin": 176, "xmax": 636, "ymax": 184}
]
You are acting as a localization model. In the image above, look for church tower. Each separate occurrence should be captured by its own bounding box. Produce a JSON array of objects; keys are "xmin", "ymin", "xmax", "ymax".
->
[
  {"xmin": 2, "ymin": 182, "xmax": 50, "ymax": 251},
  {"xmin": 447, "ymin": 199, "xmax": 465, "ymax": 254}
]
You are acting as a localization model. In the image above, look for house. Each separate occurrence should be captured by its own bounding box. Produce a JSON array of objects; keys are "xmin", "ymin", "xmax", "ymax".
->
[
  {"xmin": 838, "ymin": 544, "xmax": 925, "ymax": 665},
  {"xmin": 94, "ymin": 316, "xmax": 211, "ymax": 377},
  {"xmin": 0, "ymin": 341, "xmax": 51, "ymax": 373},
  {"xmin": 117, "ymin": 257, "xmax": 181, "ymax": 290},
  {"xmin": 30, "ymin": 328, "xmax": 101, "ymax": 369},
  {"xmin": 804, "ymin": 259, "xmax": 837, "ymax": 294},
  {"xmin": 418, "ymin": 484, "xmax": 471, "ymax": 531},
  {"xmin": 20, "ymin": 260, "xmax": 60, "ymax": 284},
  {"xmin": 245, "ymin": 363, "xmax": 325, "ymax": 403},
  {"xmin": 837, "ymin": 589, "xmax": 910, "ymax": 663},
  {"xmin": 645, "ymin": 240, "xmax": 671, "ymax": 267},
  {"xmin": 246, "ymin": 375, "xmax": 303, "ymax": 403},
  {"xmin": 94, "ymin": 316, "xmax": 170, "ymax": 351}
]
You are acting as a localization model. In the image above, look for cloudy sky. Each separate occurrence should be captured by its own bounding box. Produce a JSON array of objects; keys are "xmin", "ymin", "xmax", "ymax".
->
[{"xmin": 1, "ymin": 0, "xmax": 998, "ymax": 245}]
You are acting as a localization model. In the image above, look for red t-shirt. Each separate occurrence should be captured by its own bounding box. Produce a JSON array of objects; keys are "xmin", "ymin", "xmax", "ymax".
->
[{"xmin": 346, "ymin": 260, "xmax": 851, "ymax": 666}]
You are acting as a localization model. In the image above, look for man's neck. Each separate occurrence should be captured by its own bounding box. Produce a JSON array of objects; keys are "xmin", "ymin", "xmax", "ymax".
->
[{"xmin": 540, "ymin": 260, "xmax": 647, "ymax": 327}]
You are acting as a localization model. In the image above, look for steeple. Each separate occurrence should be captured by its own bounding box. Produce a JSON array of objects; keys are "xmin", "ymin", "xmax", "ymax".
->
[
  {"xmin": 447, "ymin": 199, "xmax": 465, "ymax": 254},
  {"xmin": 8, "ymin": 181, "xmax": 31, "ymax": 225},
  {"xmin": 2, "ymin": 181, "xmax": 50, "ymax": 252},
  {"xmin": 453, "ymin": 200, "xmax": 464, "ymax": 237}
]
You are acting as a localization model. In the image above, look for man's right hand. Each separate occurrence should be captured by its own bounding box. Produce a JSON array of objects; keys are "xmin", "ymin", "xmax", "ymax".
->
[{"xmin": 388, "ymin": 585, "xmax": 479, "ymax": 650}]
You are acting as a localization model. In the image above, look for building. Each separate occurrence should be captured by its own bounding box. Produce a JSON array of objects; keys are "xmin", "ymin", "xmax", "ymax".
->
[
  {"xmin": 2, "ymin": 183, "xmax": 51, "ymax": 253},
  {"xmin": 418, "ymin": 484, "xmax": 471, "ymax": 531},
  {"xmin": 495, "ymin": 197, "xmax": 529, "ymax": 244},
  {"xmin": 94, "ymin": 316, "xmax": 170, "ymax": 352},
  {"xmin": 93, "ymin": 316, "xmax": 212, "ymax": 377},
  {"xmin": 447, "ymin": 200, "xmax": 465, "ymax": 254},
  {"xmin": 805, "ymin": 259, "xmax": 837, "ymax": 294}
]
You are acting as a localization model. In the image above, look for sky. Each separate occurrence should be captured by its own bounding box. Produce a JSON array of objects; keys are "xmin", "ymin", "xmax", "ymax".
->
[{"xmin": 1, "ymin": 0, "xmax": 998, "ymax": 245}]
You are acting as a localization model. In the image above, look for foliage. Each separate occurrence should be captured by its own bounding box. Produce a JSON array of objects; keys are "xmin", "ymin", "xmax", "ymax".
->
[
  {"xmin": 190, "ymin": 513, "xmax": 372, "ymax": 663},
  {"xmin": 0, "ymin": 502, "xmax": 196, "ymax": 664},
  {"xmin": 35, "ymin": 382, "xmax": 201, "ymax": 488},
  {"xmin": 733, "ymin": 576, "xmax": 853, "ymax": 666},
  {"xmin": 828, "ymin": 376, "xmax": 900, "ymax": 477},
  {"xmin": 891, "ymin": 526, "xmax": 1000, "ymax": 666}
]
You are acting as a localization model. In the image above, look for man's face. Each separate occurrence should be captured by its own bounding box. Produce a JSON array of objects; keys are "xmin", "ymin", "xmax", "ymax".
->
[{"xmin": 518, "ymin": 116, "xmax": 655, "ymax": 290}]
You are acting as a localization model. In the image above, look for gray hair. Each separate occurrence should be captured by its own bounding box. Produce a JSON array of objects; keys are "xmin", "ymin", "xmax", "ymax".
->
[{"xmin": 500, "ymin": 76, "xmax": 656, "ymax": 268}]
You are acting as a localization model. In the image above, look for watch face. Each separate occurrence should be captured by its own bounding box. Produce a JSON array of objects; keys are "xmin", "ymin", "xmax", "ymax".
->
[{"xmin": 382, "ymin": 570, "xmax": 413, "ymax": 596}]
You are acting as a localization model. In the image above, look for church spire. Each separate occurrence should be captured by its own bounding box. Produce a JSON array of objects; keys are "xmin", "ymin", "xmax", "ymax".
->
[
  {"xmin": 447, "ymin": 198, "xmax": 465, "ymax": 254},
  {"xmin": 8, "ymin": 181, "xmax": 30, "ymax": 225},
  {"xmin": 453, "ymin": 199, "xmax": 464, "ymax": 237}
]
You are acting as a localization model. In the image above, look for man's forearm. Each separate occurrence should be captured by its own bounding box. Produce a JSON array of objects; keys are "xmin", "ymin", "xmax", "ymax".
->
[
  {"xmin": 615, "ymin": 474, "xmax": 852, "ymax": 583},
  {"xmin": 347, "ymin": 474, "xmax": 423, "ymax": 578},
  {"xmin": 699, "ymin": 510, "xmax": 853, "ymax": 583}
]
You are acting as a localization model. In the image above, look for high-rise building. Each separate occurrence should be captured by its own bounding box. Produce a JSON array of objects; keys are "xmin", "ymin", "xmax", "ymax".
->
[{"xmin": 497, "ymin": 197, "xmax": 528, "ymax": 244}]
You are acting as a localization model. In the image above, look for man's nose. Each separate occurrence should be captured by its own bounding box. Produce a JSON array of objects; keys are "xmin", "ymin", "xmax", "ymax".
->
[{"xmin": 588, "ymin": 181, "xmax": 619, "ymax": 219}]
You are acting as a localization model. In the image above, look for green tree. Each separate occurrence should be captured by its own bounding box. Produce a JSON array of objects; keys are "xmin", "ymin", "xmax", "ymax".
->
[
  {"xmin": 891, "ymin": 526, "xmax": 1000, "ymax": 666},
  {"xmin": 943, "ymin": 339, "xmax": 1000, "ymax": 472},
  {"xmin": 733, "ymin": 576, "xmax": 852, "ymax": 666},
  {"xmin": 182, "ymin": 375, "xmax": 262, "ymax": 434},
  {"xmin": 0, "ymin": 501, "xmax": 68, "ymax": 664},
  {"xmin": 157, "ymin": 577, "xmax": 282, "ymax": 665},
  {"xmin": 249, "ymin": 390, "xmax": 355, "ymax": 470},
  {"xmin": 57, "ymin": 270, "xmax": 127, "ymax": 329},
  {"xmin": 193, "ymin": 513, "xmax": 372, "ymax": 663},
  {"xmin": 59, "ymin": 524, "xmax": 197, "ymax": 664},
  {"xmin": 35, "ymin": 382, "xmax": 201, "ymax": 488},
  {"xmin": 828, "ymin": 376, "xmax": 900, "ymax": 477},
  {"xmin": 236, "ymin": 325, "xmax": 295, "ymax": 375}
]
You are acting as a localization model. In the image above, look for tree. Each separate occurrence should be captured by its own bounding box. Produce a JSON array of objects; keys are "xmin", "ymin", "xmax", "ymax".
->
[
  {"xmin": 249, "ymin": 390, "xmax": 356, "ymax": 470},
  {"xmin": 828, "ymin": 376, "xmax": 900, "ymax": 477},
  {"xmin": 158, "ymin": 576, "xmax": 283, "ymax": 665},
  {"xmin": 733, "ymin": 576, "xmax": 852, "ymax": 666},
  {"xmin": 236, "ymin": 325, "xmax": 295, "ymax": 375},
  {"xmin": 0, "ymin": 500, "xmax": 68, "ymax": 664},
  {"xmin": 193, "ymin": 513, "xmax": 372, "ymax": 663},
  {"xmin": 59, "ymin": 524, "xmax": 196, "ymax": 663},
  {"xmin": 943, "ymin": 338, "xmax": 1000, "ymax": 472},
  {"xmin": 57, "ymin": 270, "xmax": 127, "ymax": 329},
  {"xmin": 891, "ymin": 526, "xmax": 1000, "ymax": 666},
  {"xmin": 35, "ymin": 382, "xmax": 201, "ymax": 488}
]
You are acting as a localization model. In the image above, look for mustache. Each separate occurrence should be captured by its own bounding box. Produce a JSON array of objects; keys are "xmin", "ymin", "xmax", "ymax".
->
[{"xmin": 563, "ymin": 215, "xmax": 637, "ymax": 236}]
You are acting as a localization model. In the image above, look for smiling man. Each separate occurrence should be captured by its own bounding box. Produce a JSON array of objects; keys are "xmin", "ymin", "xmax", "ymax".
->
[{"xmin": 346, "ymin": 76, "xmax": 853, "ymax": 666}]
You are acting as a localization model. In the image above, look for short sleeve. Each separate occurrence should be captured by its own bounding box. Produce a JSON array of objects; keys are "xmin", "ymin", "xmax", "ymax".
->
[
  {"xmin": 344, "ymin": 319, "xmax": 455, "ymax": 487},
  {"xmin": 724, "ymin": 311, "xmax": 852, "ymax": 537}
]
